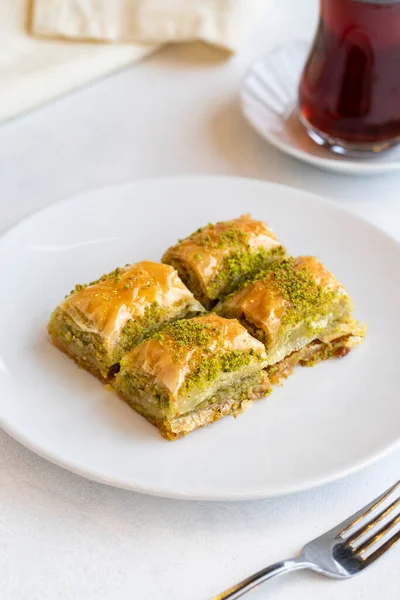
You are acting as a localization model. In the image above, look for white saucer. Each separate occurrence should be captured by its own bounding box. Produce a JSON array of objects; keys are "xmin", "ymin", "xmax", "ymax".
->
[{"xmin": 241, "ymin": 40, "xmax": 400, "ymax": 176}]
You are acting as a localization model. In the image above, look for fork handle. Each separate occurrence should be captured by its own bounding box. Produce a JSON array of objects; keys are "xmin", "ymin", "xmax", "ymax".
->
[{"xmin": 212, "ymin": 556, "xmax": 309, "ymax": 599}]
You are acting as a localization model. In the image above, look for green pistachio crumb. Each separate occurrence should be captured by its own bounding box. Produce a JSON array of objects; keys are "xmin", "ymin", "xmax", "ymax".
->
[
  {"xmin": 162, "ymin": 319, "xmax": 216, "ymax": 349},
  {"xmin": 155, "ymin": 332, "xmax": 164, "ymax": 344},
  {"xmin": 119, "ymin": 301, "xmax": 169, "ymax": 354},
  {"xmin": 209, "ymin": 245, "xmax": 286, "ymax": 296},
  {"xmin": 67, "ymin": 266, "xmax": 126, "ymax": 297},
  {"xmin": 182, "ymin": 348, "xmax": 261, "ymax": 393},
  {"xmin": 239, "ymin": 258, "xmax": 338, "ymax": 331},
  {"xmin": 270, "ymin": 259, "xmax": 337, "ymax": 328}
]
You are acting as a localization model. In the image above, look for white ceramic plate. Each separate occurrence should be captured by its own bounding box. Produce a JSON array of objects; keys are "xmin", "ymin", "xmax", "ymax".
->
[
  {"xmin": 241, "ymin": 41, "xmax": 400, "ymax": 175},
  {"xmin": 1, "ymin": 176, "xmax": 399, "ymax": 500}
]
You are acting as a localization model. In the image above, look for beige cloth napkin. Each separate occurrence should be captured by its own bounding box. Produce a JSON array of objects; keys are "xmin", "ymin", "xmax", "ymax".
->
[
  {"xmin": 32, "ymin": 0, "xmax": 261, "ymax": 52},
  {"xmin": 1, "ymin": 1, "xmax": 156, "ymax": 124},
  {"xmin": 1, "ymin": 0, "xmax": 263, "ymax": 124}
]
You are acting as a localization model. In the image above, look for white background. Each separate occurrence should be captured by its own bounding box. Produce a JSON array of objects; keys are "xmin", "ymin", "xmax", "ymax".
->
[{"xmin": 1, "ymin": 1, "xmax": 399, "ymax": 598}]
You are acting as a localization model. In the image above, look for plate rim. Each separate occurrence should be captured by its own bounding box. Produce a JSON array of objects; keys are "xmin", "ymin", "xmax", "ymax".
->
[
  {"xmin": 1, "ymin": 174, "xmax": 400, "ymax": 501},
  {"xmin": 240, "ymin": 40, "xmax": 400, "ymax": 175}
]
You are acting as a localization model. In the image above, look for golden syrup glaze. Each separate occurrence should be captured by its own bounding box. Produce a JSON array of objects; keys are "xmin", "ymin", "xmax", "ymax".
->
[
  {"xmin": 121, "ymin": 314, "xmax": 267, "ymax": 398},
  {"xmin": 162, "ymin": 214, "xmax": 282, "ymax": 290},
  {"xmin": 60, "ymin": 261, "xmax": 201, "ymax": 343},
  {"xmin": 219, "ymin": 257, "xmax": 350, "ymax": 346}
]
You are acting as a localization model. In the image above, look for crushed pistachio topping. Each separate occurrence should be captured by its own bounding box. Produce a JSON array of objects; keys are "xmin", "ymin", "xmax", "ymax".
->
[
  {"xmin": 247, "ymin": 258, "xmax": 338, "ymax": 329},
  {"xmin": 271, "ymin": 259, "xmax": 337, "ymax": 328},
  {"xmin": 150, "ymin": 318, "xmax": 263, "ymax": 393},
  {"xmin": 121, "ymin": 301, "xmax": 168, "ymax": 346},
  {"xmin": 148, "ymin": 318, "xmax": 221, "ymax": 365},
  {"xmin": 176, "ymin": 221, "xmax": 249, "ymax": 251},
  {"xmin": 67, "ymin": 267, "xmax": 125, "ymax": 297},
  {"xmin": 154, "ymin": 331, "xmax": 165, "ymax": 343},
  {"xmin": 196, "ymin": 223, "xmax": 248, "ymax": 250},
  {"xmin": 182, "ymin": 349, "xmax": 262, "ymax": 393},
  {"xmin": 209, "ymin": 245, "xmax": 286, "ymax": 296},
  {"xmin": 160, "ymin": 319, "xmax": 218, "ymax": 349}
]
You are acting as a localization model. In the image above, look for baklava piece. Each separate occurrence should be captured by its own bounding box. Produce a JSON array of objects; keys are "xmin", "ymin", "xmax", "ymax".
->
[
  {"xmin": 215, "ymin": 257, "xmax": 365, "ymax": 383},
  {"xmin": 162, "ymin": 214, "xmax": 286, "ymax": 309},
  {"xmin": 48, "ymin": 261, "xmax": 204, "ymax": 381},
  {"xmin": 114, "ymin": 314, "xmax": 271, "ymax": 440}
]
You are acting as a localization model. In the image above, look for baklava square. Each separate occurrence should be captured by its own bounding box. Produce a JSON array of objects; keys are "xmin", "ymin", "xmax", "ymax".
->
[
  {"xmin": 162, "ymin": 214, "xmax": 286, "ymax": 309},
  {"xmin": 215, "ymin": 257, "xmax": 365, "ymax": 383},
  {"xmin": 48, "ymin": 261, "xmax": 204, "ymax": 381},
  {"xmin": 114, "ymin": 313, "xmax": 271, "ymax": 439}
]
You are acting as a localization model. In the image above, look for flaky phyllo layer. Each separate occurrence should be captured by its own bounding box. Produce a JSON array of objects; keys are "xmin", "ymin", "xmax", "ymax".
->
[
  {"xmin": 114, "ymin": 314, "xmax": 272, "ymax": 439},
  {"xmin": 48, "ymin": 261, "xmax": 204, "ymax": 380},
  {"xmin": 215, "ymin": 256, "xmax": 365, "ymax": 369},
  {"xmin": 162, "ymin": 214, "xmax": 286, "ymax": 309}
]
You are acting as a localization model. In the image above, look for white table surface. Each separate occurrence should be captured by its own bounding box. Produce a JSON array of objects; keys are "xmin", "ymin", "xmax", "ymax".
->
[{"xmin": 1, "ymin": 1, "xmax": 399, "ymax": 599}]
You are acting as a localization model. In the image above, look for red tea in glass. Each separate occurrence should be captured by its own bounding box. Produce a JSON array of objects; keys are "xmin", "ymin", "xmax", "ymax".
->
[{"xmin": 299, "ymin": 0, "xmax": 400, "ymax": 155}]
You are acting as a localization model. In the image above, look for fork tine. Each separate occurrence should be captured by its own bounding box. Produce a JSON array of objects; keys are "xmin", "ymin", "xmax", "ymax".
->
[
  {"xmin": 345, "ymin": 497, "xmax": 400, "ymax": 547},
  {"xmin": 337, "ymin": 481, "xmax": 400, "ymax": 538},
  {"xmin": 355, "ymin": 512, "xmax": 400, "ymax": 556},
  {"xmin": 361, "ymin": 529, "xmax": 400, "ymax": 567}
]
